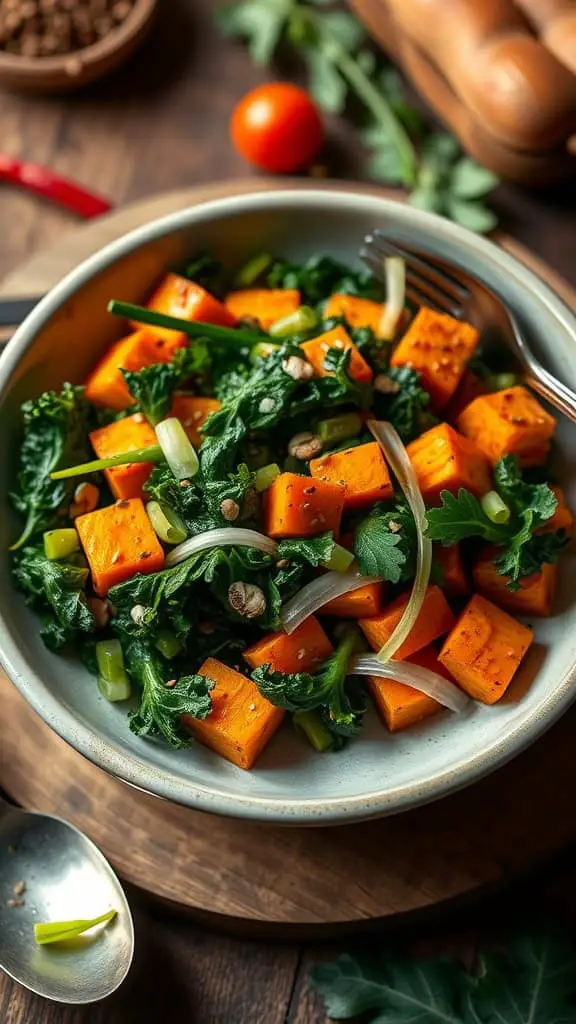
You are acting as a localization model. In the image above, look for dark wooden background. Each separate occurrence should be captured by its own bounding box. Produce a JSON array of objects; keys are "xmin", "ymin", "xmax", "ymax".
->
[{"xmin": 0, "ymin": 1, "xmax": 575, "ymax": 1020}]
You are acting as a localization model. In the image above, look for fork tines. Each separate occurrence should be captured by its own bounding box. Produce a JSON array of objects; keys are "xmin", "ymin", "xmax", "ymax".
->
[{"xmin": 362, "ymin": 230, "xmax": 468, "ymax": 318}]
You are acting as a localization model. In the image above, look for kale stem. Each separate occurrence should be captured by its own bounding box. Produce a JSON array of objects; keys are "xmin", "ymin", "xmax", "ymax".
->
[
  {"xmin": 9, "ymin": 511, "xmax": 36, "ymax": 552},
  {"xmin": 108, "ymin": 301, "xmax": 264, "ymax": 347}
]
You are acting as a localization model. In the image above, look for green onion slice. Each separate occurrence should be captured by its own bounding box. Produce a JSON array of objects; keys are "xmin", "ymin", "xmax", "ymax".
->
[{"xmin": 34, "ymin": 909, "xmax": 117, "ymax": 945}]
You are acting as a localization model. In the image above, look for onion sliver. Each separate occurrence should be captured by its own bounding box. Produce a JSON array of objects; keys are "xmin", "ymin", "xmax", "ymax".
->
[
  {"xmin": 281, "ymin": 571, "xmax": 381, "ymax": 635},
  {"xmin": 350, "ymin": 655, "xmax": 470, "ymax": 713},
  {"xmin": 378, "ymin": 257, "xmax": 405, "ymax": 340},
  {"xmin": 368, "ymin": 420, "xmax": 432, "ymax": 663},
  {"xmin": 165, "ymin": 528, "xmax": 278, "ymax": 568}
]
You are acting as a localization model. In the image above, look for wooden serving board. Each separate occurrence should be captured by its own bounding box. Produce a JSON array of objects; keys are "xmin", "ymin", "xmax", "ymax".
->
[{"xmin": 1, "ymin": 178, "xmax": 576, "ymax": 936}]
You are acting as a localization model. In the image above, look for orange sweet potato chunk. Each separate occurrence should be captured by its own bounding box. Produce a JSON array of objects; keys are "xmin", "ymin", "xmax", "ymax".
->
[
  {"xmin": 224, "ymin": 288, "xmax": 300, "ymax": 330},
  {"xmin": 369, "ymin": 645, "xmax": 449, "ymax": 731},
  {"xmin": 445, "ymin": 370, "xmax": 487, "ymax": 423},
  {"xmin": 359, "ymin": 584, "xmax": 455, "ymax": 660},
  {"xmin": 84, "ymin": 330, "xmax": 173, "ymax": 411},
  {"xmin": 472, "ymin": 546, "xmax": 558, "ymax": 617},
  {"xmin": 76, "ymin": 498, "xmax": 164, "ymax": 596},
  {"xmin": 390, "ymin": 307, "xmax": 479, "ymax": 409},
  {"xmin": 300, "ymin": 326, "xmax": 373, "ymax": 384},
  {"xmin": 407, "ymin": 423, "xmax": 492, "ymax": 504},
  {"xmin": 434, "ymin": 543, "xmax": 469, "ymax": 598},
  {"xmin": 133, "ymin": 273, "xmax": 237, "ymax": 349},
  {"xmin": 457, "ymin": 386, "xmax": 556, "ymax": 467},
  {"xmin": 321, "ymin": 581, "xmax": 385, "ymax": 618},
  {"xmin": 171, "ymin": 394, "xmax": 221, "ymax": 448},
  {"xmin": 185, "ymin": 657, "xmax": 284, "ymax": 769},
  {"xmin": 243, "ymin": 616, "xmax": 333, "ymax": 674},
  {"xmin": 89, "ymin": 413, "xmax": 158, "ymax": 502},
  {"xmin": 324, "ymin": 294, "xmax": 385, "ymax": 333},
  {"xmin": 438, "ymin": 594, "xmax": 533, "ymax": 703},
  {"xmin": 264, "ymin": 472, "xmax": 345, "ymax": 539},
  {"xmin": 310, "ymin": 442, "xmax": 393, "ymax": 510}
]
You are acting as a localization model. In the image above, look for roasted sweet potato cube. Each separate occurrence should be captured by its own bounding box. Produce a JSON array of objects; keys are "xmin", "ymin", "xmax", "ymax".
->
[
  {"xmin": 324, "ymin": 294, "xmax": 385, "ymax": 333},
  {"xmin": 445, "ymin": 370, "xmax": 488, "ymax": 423},
  {"xmin": 84, "ymin": 330, "xmax": 172, "ymax": 411},
  {"xmin": 407, "ymin": 423, "xmax": 492, "ymax": 504},
  {"xmin": 76, "ymin": 498, "xmax": 164, "ymax": 596},
  {"xmin": 300, "ymin": 326, "xmax": 373, "ymax": 384},
  {"xmin": 434, "ymin": 543, "xmax": 469, "ymax": 598},
  {"xmin": 264, "ymin": 472, "xmax": 345, "ymax": 539},
  {"xmin": 243, "ymin": 616, "xmax": 333, "ymax": 674},
  {"xmin": 310, "ymin": 442, "xmax": 393, "ymax": 510},
  {"xmin": 457, "ymin": 386, "xmax": 556, "ymax": 467},
  {"xmin": 133, "ymin": 273, "xmax": 237, "ymax": 349},
  {"xmin": 321, "ymin": 581, "xmax": 385, "ymax": 618},
  {"xmin": 224, "ymin": 288, "xmax": 300, "ymax": 330},
  {"xmin": 438, "ymin": 594, "xmax": 533, "ymax": 703},
  {"xmin": 390, "ymin": 307, "xmax": 479, "ymax": 409},
  {"xmin": 185, "ymin": 658, "xmax": 284, "ymax": 769},
  {"xmin": 89, "ymin": 413, "xmax": 158, "ymax": 502},
  {"xmin": 472, "ymin": 546, "xmax": 558, "ymax": 617},
  {"xmin": 359, "ymin": 584, "xmax": 455, "ymax": 660},
  {"xmin": 369, "ymin": 645, "xmax": 449, "ymax": 731},
  {"xmin": 171, "ymin": 394, "xmax": 222, "ymax": 448}
]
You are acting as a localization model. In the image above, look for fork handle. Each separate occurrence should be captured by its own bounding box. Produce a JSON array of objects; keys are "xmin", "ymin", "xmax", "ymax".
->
[{"xmin": 524, "ymin": 364, "xmax": 576, "ymax": 425}]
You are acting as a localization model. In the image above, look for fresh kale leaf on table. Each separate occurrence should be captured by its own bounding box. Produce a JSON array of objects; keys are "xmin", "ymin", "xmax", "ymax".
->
[
  {"xmin": 310, "ymin": 930, "xmax": 576, "ymax": 1023},
  {"xmin": 12, "ymin": 545, "xmax": 95, "ymax": 651},
  {"xmin": 217, "ymin": 0, "xmax": 499, "ymax": 231},
  {"xmin": 10, "ymin": 383, "xmax": 92, "ymax": 551},
  {"xmin": 425, "ymin": 456, "xmax": 568, "ymax": 587}
]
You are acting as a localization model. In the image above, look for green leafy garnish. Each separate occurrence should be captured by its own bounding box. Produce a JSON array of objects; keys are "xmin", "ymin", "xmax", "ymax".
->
[
  {"xmin": 252, "ymin": 627, "xmax": 366, "ymax": 739},
  {"xmin": 122, "ymin": 342, "xmax": 211, "ymax": 426},
  {"xmin": 10, "ymin": 383, "xmax": 92, "ymax": 550},
  {"xmin": 12, "ymin": 546, "xmax": 94, "ymax": 651},
  {"xmin": 310, "ymin": 931, "xmax": 576, "ymax": 1023},
  {"xmin": 34, "ymin": 909, "xmax": 117, "ymax": 945},
  {"xmin": 217, "ymin": 0, "xmax": 499, "ymax": 230},
  {"xmin": 267, "ymin": 254, "xmax": 381, "ymax": 306},
  {"xmin": 425, "ymin": 489, "xmax": 508, "ymax": 547},
  {"xmin": 374, "ymin": 366, "xmax": 437, "ymax": 443},
  {"xmin": 354, "ymin": 501, "xmax": 416, "ymax": 583}
]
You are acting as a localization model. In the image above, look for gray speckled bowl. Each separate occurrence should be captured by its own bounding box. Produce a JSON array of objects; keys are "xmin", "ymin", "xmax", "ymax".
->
[{"xmin": 1, "ymin": 189, "xmax": 575, "ymax": 825}]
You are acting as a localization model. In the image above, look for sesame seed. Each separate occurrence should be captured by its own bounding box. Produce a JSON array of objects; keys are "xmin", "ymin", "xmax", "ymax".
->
[
  {"xmin": 248, "ymin": 703, "xmax": 256, "ymax": 711},
  {"xmin": 133, "ymin": 413, "xmax": 145, "ymax": 424}
]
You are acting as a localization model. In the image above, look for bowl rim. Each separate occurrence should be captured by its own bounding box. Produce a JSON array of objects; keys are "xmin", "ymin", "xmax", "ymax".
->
[{"xmin": 1, "ymin": 185, "xmax": 576, "ymax": 825}]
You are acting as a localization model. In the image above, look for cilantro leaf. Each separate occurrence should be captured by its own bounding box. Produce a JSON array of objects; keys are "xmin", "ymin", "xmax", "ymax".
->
[
  {"xmin": 10, "ymin": 383, "xmax": 92, "ymax": 550},
  {"xmin": 12, "ymin": 546, "xmax": 94, "ymax": 651},
  {"xmin": 493, "ymin": 455, "xmax": 557, "ymax": 528},
  {"xmin": 216, "ymin": 0, "xmax": 292, "ymax": 65},
  {"xmin": 354, "ymin": 502, "xmax": 416, "ymax": 583},
  {"xmin": 494, "ymin": 529, "xmax": 568, "ymax": 588},
  {"xmin": 425, "ymin": 490, "xmax": 508, "ymax": 547}
]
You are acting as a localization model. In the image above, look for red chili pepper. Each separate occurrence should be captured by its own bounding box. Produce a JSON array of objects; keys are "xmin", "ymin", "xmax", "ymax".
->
[{"xmin": 0, "ymin": 154, "xmax": 112, "ymax": 219}]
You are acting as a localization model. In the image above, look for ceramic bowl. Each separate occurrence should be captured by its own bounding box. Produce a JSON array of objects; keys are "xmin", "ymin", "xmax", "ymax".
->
[{"xmin": 1, "ymin": 188, "xmax": 575, "ymax": 825}]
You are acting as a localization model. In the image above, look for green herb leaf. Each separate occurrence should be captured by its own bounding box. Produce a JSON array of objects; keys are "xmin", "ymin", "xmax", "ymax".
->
[
  {"xmin": 268, "ymin": 254, "xmax": 381, "ymax": 304},
  {"xmin": 122, "ymin": 341, "xmax": 211, "ymax": 427},
  {"xmin": 451, "ymin": 157, "xmax": 499, "ymax": 199},
  {"xmin": 425, "ymin": 489, "xmax": 508, "ymax": 547},
  {"xmin": 447, "ymin": 198, "xmax": 498, "ymax": 234},
  {"xmin": 10, "ymin": 383, "xmax": 92, "ymax": 550},
  {"xmin": 12, "ymin": 546, "xmax": 94, "ymax": 651},
  {"xmin": 375, "ymin": 366, "xmax": 436, "ymax": 443},
  {"xmin": 493, "ymin": 455, "xmax": 557, "ymax": 528},
  {"xmin": 34, "ymin": 909, "xmax": 117, "ymax": 945},
  {"xmin": 217, "ymin": 0, "xmax": 292, "ymax": 64},
  {"xmin": 306, "ymin": 47, "xmax": 347, "ymax": 114},
  {"xmin": 355, "ymin": 502, "xmax": 416, "ymax": 583},
  {"xmin": 472, "ymin": 932, "xmax": 576, "ymax": 1023},
  {"xmin": 277, "ymin": 532, "xmax": 335, "ymax": 567},
  {"xmin": 494, "ymin": 528, "xmax": 568, "ymax": 588}
]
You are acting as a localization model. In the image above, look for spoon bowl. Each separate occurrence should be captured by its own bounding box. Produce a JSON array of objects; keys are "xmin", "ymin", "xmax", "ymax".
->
[{"xmin": 0, "ymin": 798, "xmax": 133, "ymax": 1003}]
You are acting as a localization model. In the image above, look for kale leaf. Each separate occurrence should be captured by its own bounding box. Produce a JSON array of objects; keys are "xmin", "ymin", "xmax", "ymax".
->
[
  {"xmin": 493, "ymin": 454, "xmax": 557, "ymax": 527},
  {"xmin": 122, "ymin": 341, "xmax": 211, "ymax": 426},
  {"xmin": 252, "ymin": 628, "xmax": 366, "ymax": 738},
  {"xmin": 10, "ymin": 383, "xmax": 92, "ymax": 550},
  {"xmin": 374, "ymin": 366, "xmax": 437, "ymax": 443},
  {"xmin": 276, "ymin": 532, "xmax": 335, "ymax": 568},
  {"xmin": 12, "ymin": 545, "xmax": 94, "ymax": 651},
  {"xmin": 267, "ymin": 255, "xmax": 381, "ymax": 305},
  {"xmin": 354, "ymin": 501, "xmax": 416, "ymax": 582}
]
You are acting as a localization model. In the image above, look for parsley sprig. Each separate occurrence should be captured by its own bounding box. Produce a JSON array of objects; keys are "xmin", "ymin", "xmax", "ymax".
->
[{"xmin": 217, "ymin": 0, "xmax": 499, "ymax": 231}]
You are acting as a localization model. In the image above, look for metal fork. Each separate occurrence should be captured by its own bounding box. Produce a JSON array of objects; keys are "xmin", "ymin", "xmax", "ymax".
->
[{"xmin": 361, "ymin": 230, "xmax": 576, "ymax": 424}]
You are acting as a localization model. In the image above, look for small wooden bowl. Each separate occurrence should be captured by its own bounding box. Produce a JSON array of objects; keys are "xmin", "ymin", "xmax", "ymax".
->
[{"xmin": 0, "ymin": 0, "xmax": 158, "ymax": 94}]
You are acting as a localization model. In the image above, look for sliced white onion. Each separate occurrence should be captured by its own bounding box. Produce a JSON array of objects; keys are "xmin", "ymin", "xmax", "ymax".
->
[
  {"xmin": 378, "ymin": 257, "xmax": 405, "ymax": 340},
  {"xmin": 350, "ymin": 655, "xmax": 470, "ymax": 713},
  {"xmin": 165, "ymin": 528, "xmax": 278, "ymax": 568},
  {"xmin": 156, "ymin": 417, "xmax": 199, "ymax": 481},
  {"xmin": 368, "ymin": 420, "xmax": 432, "ymax": 663},
  {"xmin": 281, "ymin": 571, "xmax": 381, "ymax": 635}
]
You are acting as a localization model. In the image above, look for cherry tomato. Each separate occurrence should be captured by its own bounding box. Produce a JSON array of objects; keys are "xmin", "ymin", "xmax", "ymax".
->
[{"xmin": 231, "ymin": 83, "xmax": 324, "ymax": 174}]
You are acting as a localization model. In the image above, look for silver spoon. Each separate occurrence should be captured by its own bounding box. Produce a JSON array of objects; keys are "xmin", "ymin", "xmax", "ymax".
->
[{"xmin": 0, "ymin": 795, "xmax": 134, "ymax": 1003}]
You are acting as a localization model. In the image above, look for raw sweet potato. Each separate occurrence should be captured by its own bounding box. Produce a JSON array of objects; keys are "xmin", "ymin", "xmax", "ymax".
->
[
  {"xmin": 445, "ymin": 370, "xmax": 488, "ymax": 423},
  {"xmin": 89, "ymin": 413, "xmax": 158, "ymax": 502},
  {"xmin": 369, "ymin": 645, "xmax": 449, "ymax": 731},
  {"xmin": 171, "ymin": 394, "xmax": 222, "ymax": 448},
  {"xmin": 84, "ymin": 330, "xmax": 172, "ymax": 411},
  {"xmin": 438, "ymin": 594, "xmax": 533, "ymax": 703},
  {"xmin": 434, "ymin": 543, "xmax": 469, "ymax": 598},
  {"xmin": 457, "ymin": 386, "xmax": 556, "ymax": 467},
  {"xmin": 75, "ymin": 497, "xmax": 164, "ymax": 596},
  {"xmin": 185, "ymin": 657, "xmax": 284, "ymax": 769},
  {"xmin": 264, "ymin": 472, "xmax": 345, "ymax": 539},
  {"xmin": 537, "ymin": 485, "xmax": 574, "ymax": 537},
  {"xmin": 224, "ymin": 288, "xmax": 300, "ymax": 330},
  {"xmin": 243, "ymin": 616, "xmax": 333, "ymax": 674},
  {"xmin": 472, "ymin": 546, "xmax": 557, "ymax": 617},
  {"xmin": 300, "ymin": 326, "xmax": 373, "ymax": 385},
  {"xmin": 390, "ymin": 307, "xmax": 479, "ymax": 409},
  {"xmin": 321, "ymin": 581, "xmax": 385, "ymax": 618},
  {"xmin": 406, "ymin": 422, "xmax": 492, "ymax": 504},
  {"xmin": 132, "ymin": 273, "xmax": 237, "ymax": 349},
  {"xmin": 359, "ymin": 584, "xmax": 455, "ymax": 660},
  {"xmin": 324, "ymin": 294, "xmax": 385, "ymax": 333},
  {"xmin": 309, "ymin": 441, "xmax": 393, "ymax": 510}
]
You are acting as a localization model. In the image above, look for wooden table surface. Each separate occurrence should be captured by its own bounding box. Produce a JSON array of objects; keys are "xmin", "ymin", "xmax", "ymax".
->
[{"xmin": 0, "ymin": 1, "xmax": 575, "ymax": 1020}]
